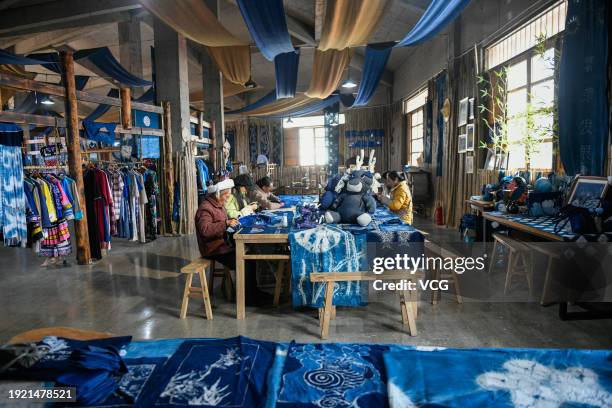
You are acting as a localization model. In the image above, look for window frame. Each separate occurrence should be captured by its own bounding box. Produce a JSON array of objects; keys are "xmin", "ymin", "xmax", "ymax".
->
[
  {"xmin": 407, "ymin": 106, "xmax": 425, "ymax": 166},
  {"xmin": 500, "ymin": 36, "xmax": 559, "ymax": 172},
  {"xmin": 298, "ymin": 126, "xmax": 328, "ymax": 166}
]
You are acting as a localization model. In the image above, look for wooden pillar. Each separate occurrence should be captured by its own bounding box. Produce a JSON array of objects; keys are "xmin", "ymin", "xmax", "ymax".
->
[
  {"xmin": 211, "ymin": 120, "xmax": 217, "ymax": 170},
  {"xmin": 162, "ymin": 101, "xmax": 176, "ymax": 235},
  {"xmin": 61, "ymin": 51, "xmax": 91, "ymax": 265},
  {"xmin": 120, "ymin": 87, "xmax": 132, "ymax": 129},
  {"xmin": 198, "ymin": 111, "xmax": 204, "ymax": 139}
]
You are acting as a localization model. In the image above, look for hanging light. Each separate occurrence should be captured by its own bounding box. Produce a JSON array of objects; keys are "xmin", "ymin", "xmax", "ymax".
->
[
  {"xmin": 341, "ymin": 66, "xmax": 357, "ymax": 89},
  {"xmin": 244, "ymin": 79, "xmax": 257, "ymax": 89},
  {"xmin": 40, "ymin": 95, "xmax": 55, "ymax": 105}
]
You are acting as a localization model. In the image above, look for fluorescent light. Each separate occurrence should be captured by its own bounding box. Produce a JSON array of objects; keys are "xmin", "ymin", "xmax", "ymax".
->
[
  {"xmin": 40, "ymin": 96, "xmax": 54, "ymax": 105},
  {"xmin": 341, "ymin": 79, "xmax": 358, "ymax": 89}
]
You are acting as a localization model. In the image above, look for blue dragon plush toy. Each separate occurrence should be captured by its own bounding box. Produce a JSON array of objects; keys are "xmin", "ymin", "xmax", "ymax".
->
[{"xmin": 324, "ymin": 169, "xmax": 377, "ymax": 226}]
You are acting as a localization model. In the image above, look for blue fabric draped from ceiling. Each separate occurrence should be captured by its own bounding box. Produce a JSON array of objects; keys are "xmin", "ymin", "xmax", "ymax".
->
[
  {"xmin": 84, "ymin": 89, "xmax": 120, "ymax": 122},
  {"xmin": 0, "ymin": 49, "xmax": 51, "ymax": 65},
  {"xmin": 266, "ymin": 94, "xmax": 341, "ymax": 119},
  {"xmin": 74, "ymin": 47, "xmax": 152, "ymax": 87},
  {"xmin": 226, "ymin": 89, "xmax": 278, "ymax": 114},
  {"xmin": 274, "ymin": 50, "xmax": 300, "ymax": 99},
  {"xmin": 351, "ymin": 0, "xmax": 470, "ymax": 107},
  {"xmin": 237, "ymin": 0, "xmax": 298, "ymax": 99},
  {"xmin": 559, "ymin": 0, "xmax": 609, "ymax": 176},
  {"xmin": 346, "ymin": 44, "xmax": 393, "ymax": 107}
]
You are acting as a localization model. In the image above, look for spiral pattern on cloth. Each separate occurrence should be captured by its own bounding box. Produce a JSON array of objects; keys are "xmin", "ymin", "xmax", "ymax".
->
[{"xmin": 305, "ymin": 369, "xmax": 345, "ymax": 389}]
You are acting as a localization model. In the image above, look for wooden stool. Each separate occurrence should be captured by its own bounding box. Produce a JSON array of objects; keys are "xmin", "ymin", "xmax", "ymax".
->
[
  {"xmin": 490, "ymin": 233, "xmax": 533, "ymax": 295},
  {"xmin": 528, "ymin": 243, "xmax": 562, "ymax": 305},
  {"xmin": 425, "ymin": 241, "xmax": 463, "ymax": 305},
  {"xmin": 208, "ymin": 260, "xmax": 234, "ymax": 302},
  {"xmin": 180, "ymin": 259, "xmax": 213, "ymax": 320}
]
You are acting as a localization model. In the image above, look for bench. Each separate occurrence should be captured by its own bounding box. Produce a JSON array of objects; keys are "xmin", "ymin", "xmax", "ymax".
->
[
  {"xmin": 309, "ymin": 270, "xmax": 424, "ymax": 340},
  {"xmin": 424, "ymin": 240, "xmax": 463, "ymax": 304},
  {"xmin": 180, "ymin": 258, "xmax": 213, "ymax": 320},
  {"xmin": 490, "ymin": 233, "xmax": 533, "ymax": 295}
]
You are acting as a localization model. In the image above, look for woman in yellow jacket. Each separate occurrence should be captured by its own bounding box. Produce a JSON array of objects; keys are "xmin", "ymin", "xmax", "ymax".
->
[{"xmin": 379, "ymin": 171, "xmax": 413, "ymax": 225}]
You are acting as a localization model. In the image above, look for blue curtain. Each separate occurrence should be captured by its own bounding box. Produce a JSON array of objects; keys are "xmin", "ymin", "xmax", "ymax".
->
[
  {"xmin": 226, "ymin": 89, "xmax": 277, "ymax": 114},
  {"xmin": 237, "ymin": 0, "xmax": 298, "ymax": 99},
  {"xmin": 435, "ymin": 72, "xmax": 446, "ymax": 177},
  {"xmin": 135, "ymin": 86, "xmax": 155, "ymax": 103},
  {"xmin": 559, "ymin": 0, "xmax": 609, "ymax": 176},
  {"xmin": 274, "ymin": 50, "xmax": 300, "ymax": 99},
  {"xmin": 74, "ymin": 48, "xmax": 152, "ymax": 87},
  {"xmin": 325, "ymin": 102, "xmax": 340, "ymax": 174},
  {"xmin": 425, "ymin": 98, "xmax": 433, "ymax": 163}
]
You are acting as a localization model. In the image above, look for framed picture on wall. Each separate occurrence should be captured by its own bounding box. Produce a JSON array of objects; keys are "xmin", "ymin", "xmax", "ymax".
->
[
  {"xmin": 466, "ymin": 155, "xmax": 474, "ymax": 174},
  {"xmin": 458, "ymin": 97, "xmax": 469, "ymax": 127},
  {"xmin": 466, "ymin": 124, "xmax": 475, "ymax": 151},
  {"xmin": 458, "ymin": 133, "xmax": 467, "ymax": 153},
  {"xmin": 484, "ymin": 148, "xmax": 496, "ymax": 170},
  {"xmin": 468, "ymin": 98, "xmax": 475, "ymax": 120},
  {"xmin": 566, "ymin": 176, "xmax": 609, "ymax": 208}
]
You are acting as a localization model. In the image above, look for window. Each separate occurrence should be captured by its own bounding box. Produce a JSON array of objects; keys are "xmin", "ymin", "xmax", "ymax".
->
[
  {"xmin": 404, "ymin": 88, "xmax": 428, "ymax": 166},
  {"xmin": 506, "ymin": 47, "xmax": 555, "ymax": 171},
  {"xmin": 409, "ymin": 109, "xmax": 424, "ymax": 166},
  {"xmin": 299, "ymin": 127, "xmax": 328, "ymax": 166},
  {"xmin": 486, "ymin": 1, "xmax": 567, "ymax": 70}
]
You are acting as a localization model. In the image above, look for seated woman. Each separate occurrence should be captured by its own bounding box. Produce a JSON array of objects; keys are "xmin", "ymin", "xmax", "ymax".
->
[
  {"xmin": 225, "ymin": 174, "xmax": 258, "ymax": 218},
  {"xmin": 379, "ymin": 171, "xmax": 413, "ymax": 224},
  {"xmin": 195, "ymin": 177, "xmax": 271, "ymax": 305},
  {"xmin": 250, "ymin": 176, "xmax": 284, "ymax": 210}
]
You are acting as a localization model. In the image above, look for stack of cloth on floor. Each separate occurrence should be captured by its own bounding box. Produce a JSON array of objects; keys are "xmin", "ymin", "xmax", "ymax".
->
[
  {"xmin": 3, "ymin": 335, "xmax": 611, "ymax": 407},
  {"xmin": 0, "ymin": 336, "xmax": 131, "ymax": 405}
]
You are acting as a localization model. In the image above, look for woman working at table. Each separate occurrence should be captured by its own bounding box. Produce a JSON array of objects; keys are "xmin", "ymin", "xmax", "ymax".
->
[
  {"xmin": 378, "ymin": 171, "xmax": 414, "ymax": 225},
  {"xmin": 250, "ymin": 176, "xmax": 284, "ymax": 210},
  {"xmin": 195, "ymin": 176, "xmax": 271, "ymax": 305},
  {"xmin": 225, "ymin": 174, "xmax": 258, "ymax": 218}
]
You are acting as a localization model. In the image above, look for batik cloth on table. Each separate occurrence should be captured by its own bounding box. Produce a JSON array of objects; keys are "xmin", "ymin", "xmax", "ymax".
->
[
  {"xmin": 277, "ymin": 195, "xmax": 319, "ymax": 208},
  {"xmin": 289, "ymin": 224, "xmax": 368, "ymax": 308},
  {"xmin": 488, "ymin": 211, "xmax": 577, "ymax": 241},
  {"xmin": 383, "ymin": 347, "xmax": 612, "ymax": 408},
  {"xmin": 136, "ymin": 336, "xmax": 276, "ymax": 408},
  {"xmin": 238, "ymin": 210, "xmax": 294, "ymax": 234},
  {"xmin": 276, "ymin": 342, "xmax": 391, "ymax": 408}
]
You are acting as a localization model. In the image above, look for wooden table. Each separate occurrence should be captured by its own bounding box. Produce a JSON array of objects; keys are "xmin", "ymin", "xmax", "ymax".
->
[
  {"xmin": 482, "ymin": 212, "xmax": 566, "ymax": 242},
  {"xmin": 233, "ymin": 231, "xmax": 290, "ymax": 319},
  {"xmin": 466, "ymin": 199, "xmax": 495, "ymax": 214}
]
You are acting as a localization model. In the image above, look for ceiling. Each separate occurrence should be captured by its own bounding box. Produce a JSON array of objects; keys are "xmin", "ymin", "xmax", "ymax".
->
[{"xmin": 0, "ymin": 0, "xmax": 431, "ymax": 114}]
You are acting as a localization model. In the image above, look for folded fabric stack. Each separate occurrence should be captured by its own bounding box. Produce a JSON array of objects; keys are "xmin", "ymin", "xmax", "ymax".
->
[{"xmin": 0, "ymin": 336, "xmax": 131, "ymax": 406}]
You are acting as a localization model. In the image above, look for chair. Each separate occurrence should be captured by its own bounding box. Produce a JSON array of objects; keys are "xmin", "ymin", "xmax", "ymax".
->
[
  {"xmin": 490, "ymin": 233, "xmax": 533, "ymax": 295},
  {"xmin": 180, "ymin": 258, "xmax": 213, "ymax": 319},
  {"xmin": 528, "ymin": 243, "xmax": 562, "ymax": 305}
]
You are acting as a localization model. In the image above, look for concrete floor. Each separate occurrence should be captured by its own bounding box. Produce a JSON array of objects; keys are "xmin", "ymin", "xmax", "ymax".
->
[{"xmin": 1, "ymin": 218, "xmax": 611, "ymax": 349}]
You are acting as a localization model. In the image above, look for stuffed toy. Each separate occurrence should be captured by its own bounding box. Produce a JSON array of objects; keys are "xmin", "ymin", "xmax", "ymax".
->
[{"xmin": 324, "ymin": 169, "xmax": 377, "ymax": 226}]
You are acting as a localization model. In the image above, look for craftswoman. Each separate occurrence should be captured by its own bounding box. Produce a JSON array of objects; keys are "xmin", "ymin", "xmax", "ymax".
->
[
  {"xmin": 379, "ymin": 171, "xmax": 414, "ymax": 225},
  {"xmin": 225, "ymin": 174, "xmax": 258, "ymax": 218}
]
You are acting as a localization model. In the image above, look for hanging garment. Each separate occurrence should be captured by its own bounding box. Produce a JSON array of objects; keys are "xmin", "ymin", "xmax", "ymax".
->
[
  {"xmin": 143, "ymin": 169, "xmax": 159, "ymax": 241},
  {"xmin": 84, "ymin": 169, "xmax": 103, "ymax": 260},
  {"xmin": 0, "ymin": 144, "xmax": 27, "ymax": 246}
]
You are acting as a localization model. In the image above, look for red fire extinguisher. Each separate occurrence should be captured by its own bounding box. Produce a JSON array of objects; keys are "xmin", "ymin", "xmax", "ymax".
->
[{"xmin": 434, "ymin": 202, "xmax": 444, "ymax": 225}]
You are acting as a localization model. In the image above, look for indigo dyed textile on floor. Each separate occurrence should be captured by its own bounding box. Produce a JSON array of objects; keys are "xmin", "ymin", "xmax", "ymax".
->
[
  {"xmin": 276, "ymin": 342, "xmax": 391, "ymax": 407},
  {"xmin": 289, "ymin": 225, "xmax": 368, "ymax": 308},
  {"xmin": 136, "ymin": 336, "xmax": 276, "ymax": 407},
  {"xmin": 383, "ymin": 348, "xmax": 612, "ymax": 408}
]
